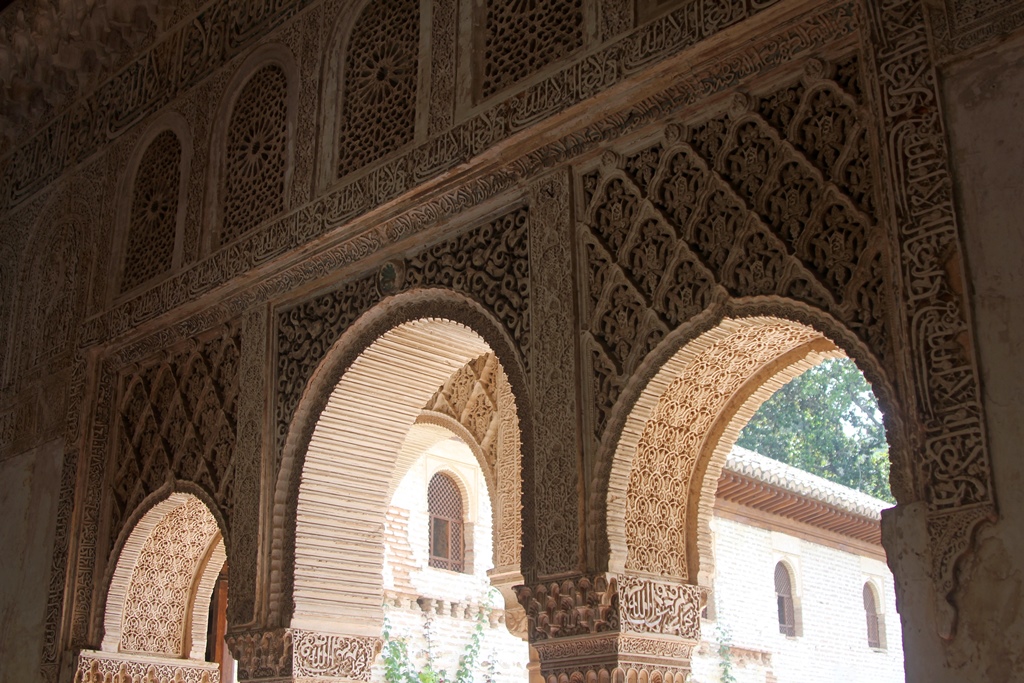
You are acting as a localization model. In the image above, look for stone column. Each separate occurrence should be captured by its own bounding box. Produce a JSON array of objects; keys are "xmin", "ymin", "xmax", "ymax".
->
[
  {"xmin": 515, "ymin": 574, "xmax": 704, "ymax": 683},
  {"xmin": 227, "ymin": 629, "xmax": 381, "ymax": 683}
]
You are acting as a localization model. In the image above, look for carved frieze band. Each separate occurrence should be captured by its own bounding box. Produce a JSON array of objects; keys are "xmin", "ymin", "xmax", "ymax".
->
[
  {"xmin": 291, "ymin": 631, "xmax": 382, "ymax": 680},
  {"xmin": 74, "ymin": 650, "xmax": 220, "ymax": 683},
  {"xmin": 226, "ymin": 628, "xmax": 380, "ymax": 682},
  {"xmin": 531, "ymin": 633, "xmax": 698, "ymax": 675},
  {"xmin": 927, "ymin": 0, "xmax": 1024, "ymax": 59},
  {"xmin": 532, "ymin": 645, "xmax": 693, "ymax": 683},
  {"xmin": 3, "ymin": 0, "xmax": 792, "ymax": 211},
  {"xmin": 75, "ymin": 2, "xmax": 856, "ymax": 345},
  {"xmin": 516, "ymin": 574, "xmax": 703, "ymax": 642},
  {"xmin": 870, "ymin": 0, "xmax": 997, "ymax": 606},
  {"xmin": 2, "ymin": 0, "xmax": 318, "ymax": 207},
  {"xmin": 618, "ymin": 576, "xmax": 704, "ymax": 640}
]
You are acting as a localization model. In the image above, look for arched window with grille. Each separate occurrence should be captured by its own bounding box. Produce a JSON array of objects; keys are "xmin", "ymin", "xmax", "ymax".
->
[
  {"xmin": 864, "ymin": 582, "xmax": 885, "ymax": 648},
  {"xmin": 428, "ymin": 472, "xmax": 465, "ymax": 572},
  {"xmin": 775, "ymin": 562, "xmax": 797, "ymax": 637}
]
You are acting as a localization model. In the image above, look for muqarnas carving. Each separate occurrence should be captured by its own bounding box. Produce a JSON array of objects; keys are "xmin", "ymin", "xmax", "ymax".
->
[{"xmin": 336, "ymin": 0, "xmax": 420, "ymax": 177}]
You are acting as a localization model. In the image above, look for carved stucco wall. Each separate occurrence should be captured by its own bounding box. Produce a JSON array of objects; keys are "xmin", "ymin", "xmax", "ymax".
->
[{"xmin": 0, "ymin": 0, "xmax": 1020, "ymax": 681}]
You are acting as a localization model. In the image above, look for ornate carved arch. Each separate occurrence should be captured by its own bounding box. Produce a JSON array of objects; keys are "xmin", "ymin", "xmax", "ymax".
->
[
  {"xmin": 417, "ymin": 351, "xmax": 523, "ymax": 574},
  {"xmin": 100, "ymin": 492, "xmax": 224, "ymax": 658},
  {"xmin": 601, "ymin": 306, "xmax": 902, "ymax": 585},
  {"xmin": 270, "ymin": 290, "xmax": 532, "ymax": 642}
]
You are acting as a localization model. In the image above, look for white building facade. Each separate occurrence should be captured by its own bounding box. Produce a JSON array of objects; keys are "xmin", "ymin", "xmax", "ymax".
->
[
  {"xmin": 378, "ymin": 442, "xmax": 903, "ymax": 683},
  {"xmin": 690, "ymin": 448, "xmax": 904, "ymax": 683},
  {"xmin": 377, "ymin": 434, "xmax": 530, "ymax": 683}
]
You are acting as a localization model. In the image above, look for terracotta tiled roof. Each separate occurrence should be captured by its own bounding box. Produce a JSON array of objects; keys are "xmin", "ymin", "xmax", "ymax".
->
[
  {"xmin": 717, "ymin": 446, "xmax": 891, "ymax": 546},
  {"xmin": 725, "ymin": 446, "xmax": 890, "ymax": 519}
]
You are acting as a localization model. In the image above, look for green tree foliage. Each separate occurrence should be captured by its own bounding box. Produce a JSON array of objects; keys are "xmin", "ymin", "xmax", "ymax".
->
[{"xmin": 736, "ymin": 358, "xmax": 893, "ymax": 502}]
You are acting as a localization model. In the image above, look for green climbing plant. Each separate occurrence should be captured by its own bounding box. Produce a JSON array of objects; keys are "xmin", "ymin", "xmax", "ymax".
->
[
  {"xmin": 381, "ymin": 602, "xmax": 494, "ymax": 683},
  {"xmin": 714, "ymin": 625, "xmax": 737, "ymax": 683}
]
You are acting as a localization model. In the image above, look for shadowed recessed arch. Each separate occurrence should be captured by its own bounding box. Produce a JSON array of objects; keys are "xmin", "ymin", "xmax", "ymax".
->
[
  {"xmin": 100, "ymin": 491, "xmax": 225, "ymax": 660},
  {"xmin": 270, "ymin": 290, "xmax": 532, "ymax": 633}
]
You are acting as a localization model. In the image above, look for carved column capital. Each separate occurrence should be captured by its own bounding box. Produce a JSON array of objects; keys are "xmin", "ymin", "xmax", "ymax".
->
[
  {"xmin": 227, "ymin": 628, "xmax": 382, "ymax": 683},
  {"xmin": 514, "ymin": 574, "xmax": 620, "ymax": 641},
  {"xmin": 226, "ymin": 629, "xmax": 292, "ymax": 682},
  {"xmin": 228, "ymin": 630, "xmax": 385, "ymax": 683},
  {"xmin": 514, "ymin": 574, "xmax": 704, "ymax": 680}
]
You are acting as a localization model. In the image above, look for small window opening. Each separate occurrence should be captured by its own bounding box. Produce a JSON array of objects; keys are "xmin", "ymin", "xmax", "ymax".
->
[
  {"xmin": 864, "ymin": 582, "xmax": 883, "ymax": 649},
  {"xmin": 775, "ymin": 562, "xmax": 796, "ymax": 636},
  {"xmin": 428, "ymin": 472, "xmax": 464, "ymax": 572}
]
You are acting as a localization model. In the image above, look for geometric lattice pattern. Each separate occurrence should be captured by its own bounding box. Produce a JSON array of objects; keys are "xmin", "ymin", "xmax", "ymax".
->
[
  {"xmin": 111, "ymin": 329, "xmax": 240, "ymax": 540},
  {"xmin": 481, "ymin": 0, "xmax": 583, "ymax": 98},
  {"xmin": 221, "ymin": 64, "xmax": 289, "ymax": 246},
  {"xmin": 336, "ymin": 0, "xmax": 420, "ymax": 176},
  {"xmin": 428, "ymin": 472, "xmax": 464, "ymax": 572},
  {"xmin": 122, "ymin": 130, "xmax": 182, "ymax": 292},
  {"xmin": 120, "ymin": 496, "xmax": 220, "ymax": 656},
  {"xmin": 580, "ymin": 57, "xmax": 888, "ymax": 438}
]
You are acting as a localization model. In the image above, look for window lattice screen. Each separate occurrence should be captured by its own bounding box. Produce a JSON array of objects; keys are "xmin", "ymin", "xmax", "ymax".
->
[
  {"xmin": 428, "ymin": 473, "xmax": 464, "ymax": 572},
  {"xmin": 864, "ymin": 583, "xmax": 881, "ymax": 648},
  {"xmin": 775, "ymin": 562, "xmax": 796, "ymax": 636}
]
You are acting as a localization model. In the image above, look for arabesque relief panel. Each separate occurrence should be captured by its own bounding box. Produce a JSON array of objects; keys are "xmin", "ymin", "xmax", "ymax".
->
[
  {"xmin": 578, "ymin": 54, "xmax": 889, "ymax": 443},
  {"xmin": 0, "ymin": 0, "xmax": 1009, "ymax": 680}
]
